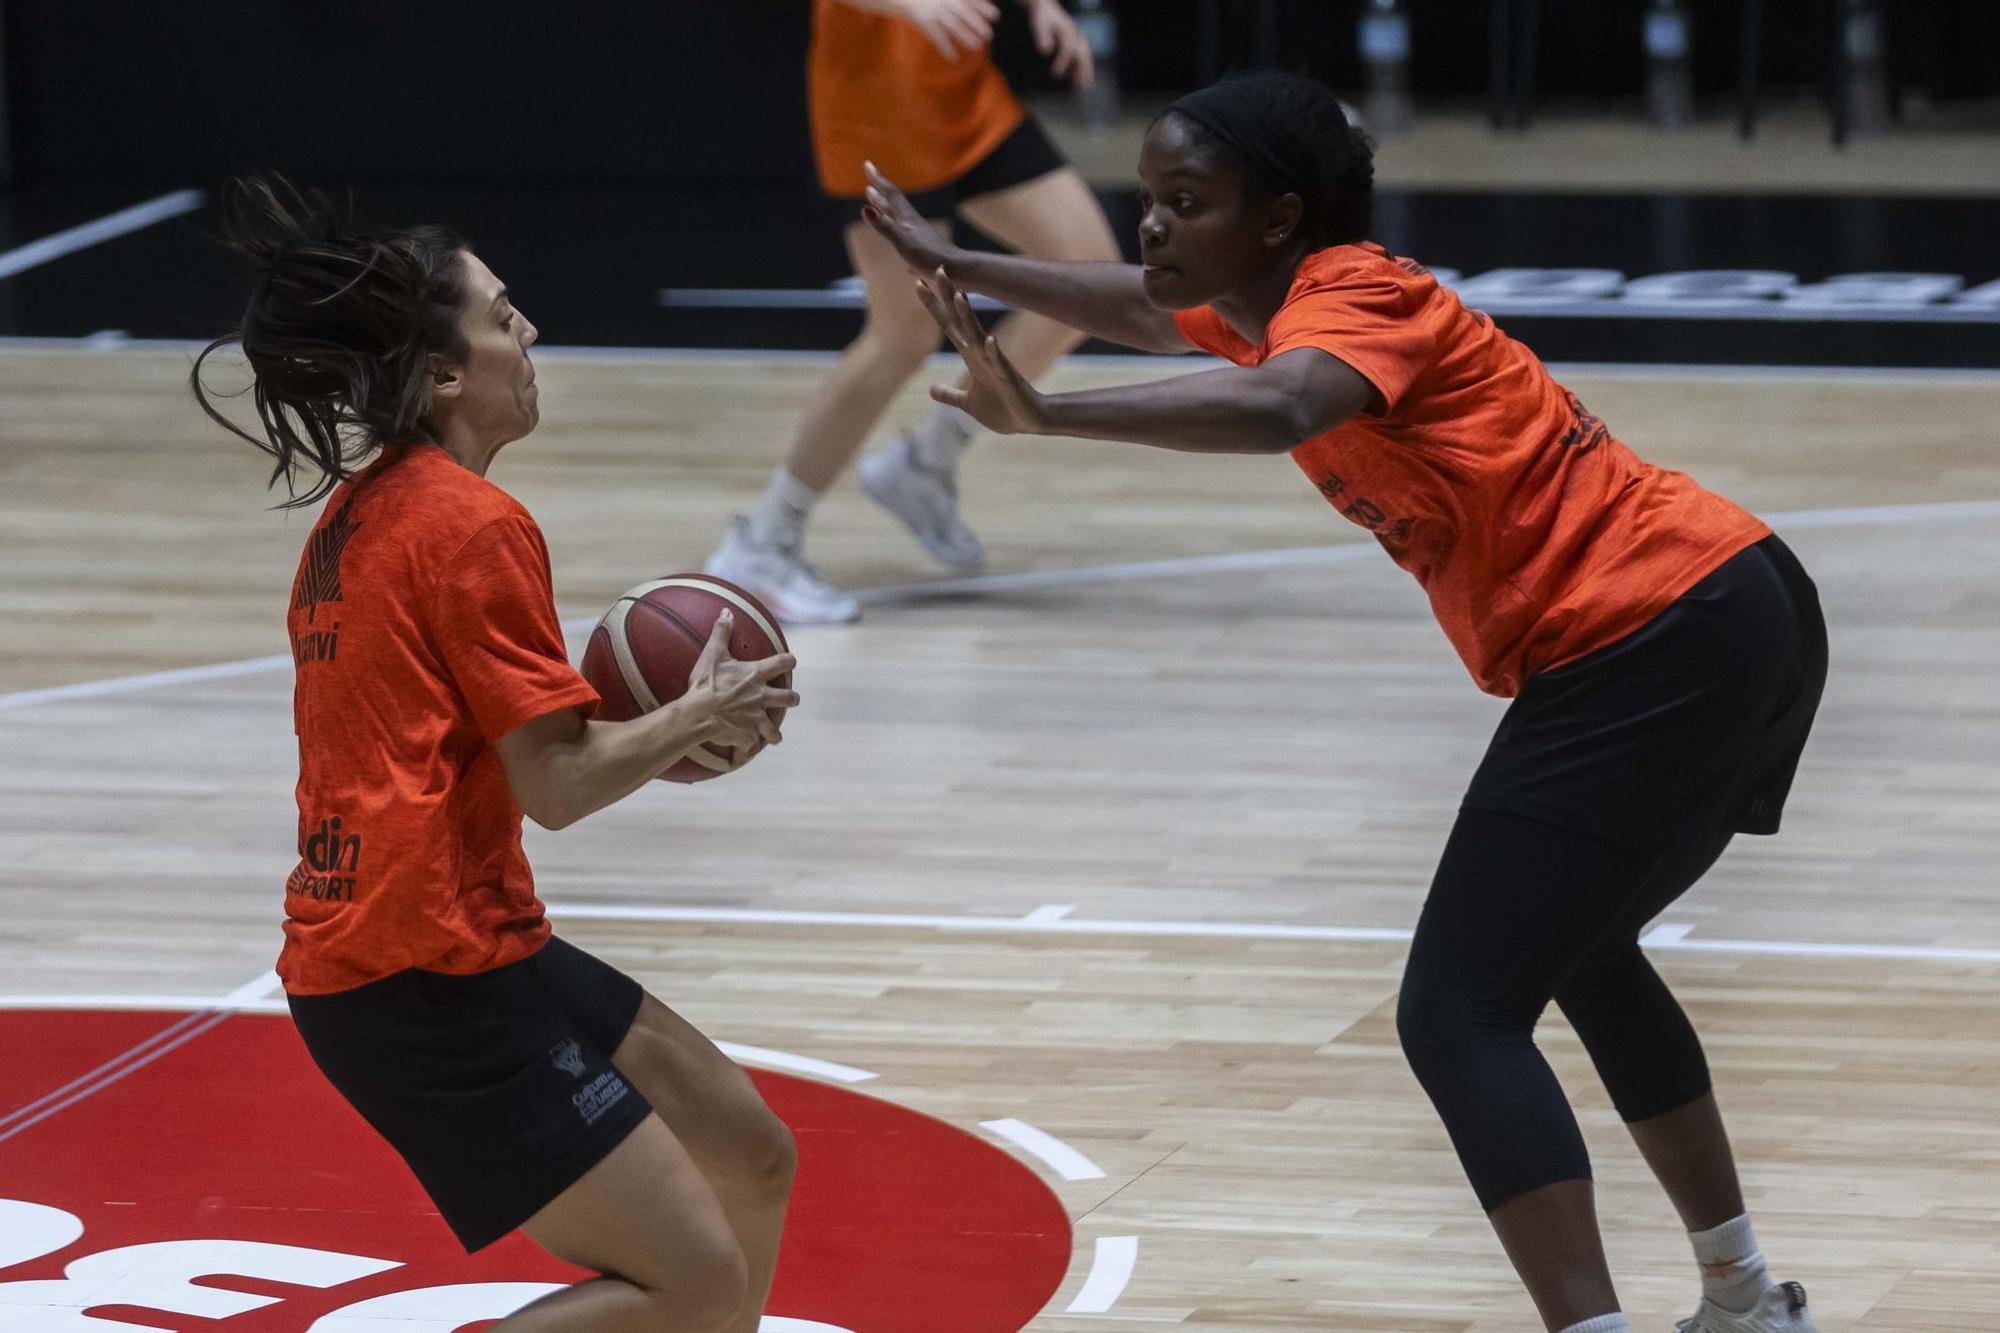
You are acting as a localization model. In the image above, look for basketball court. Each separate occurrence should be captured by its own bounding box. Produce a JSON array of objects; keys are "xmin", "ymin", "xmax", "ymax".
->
[{"xmin": 4, "ymin": 58, "xmax": 2000, "ymax": 1333}]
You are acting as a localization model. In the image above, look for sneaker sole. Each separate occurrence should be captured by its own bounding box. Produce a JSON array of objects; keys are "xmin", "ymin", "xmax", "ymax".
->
[{"xmin": 858, "ymin": 461, "xmax": 988, "ymax": 575}]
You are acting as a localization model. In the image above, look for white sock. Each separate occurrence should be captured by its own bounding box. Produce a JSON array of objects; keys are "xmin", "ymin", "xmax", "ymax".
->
[
  {"xmin": 1558, "ymin": 1315, "xmax": 1630, "ymax": 1333},
  {"xmin": 908, "ymin": 404, "xmax": 977, "ymax": 471},
  {"xmin": 1690, "ymin": 1212, "xmax": 1775, "ymax": 1314},
  {"xmin": 745, "ymin": 468, "xmax": 820, "ymax": 549}
]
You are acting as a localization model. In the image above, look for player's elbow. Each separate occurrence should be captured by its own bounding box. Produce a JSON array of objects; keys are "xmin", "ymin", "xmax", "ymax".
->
[
  {"xmin": 502, "ymin": 759, "xmax": 582, "ymax": 831},
  {"xmin": 523, "ymin": 799, "xmax": 579, "ymax": 832}
]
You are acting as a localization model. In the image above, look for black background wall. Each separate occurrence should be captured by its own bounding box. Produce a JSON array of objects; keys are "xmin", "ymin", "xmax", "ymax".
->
[{"xmin": 5, "ymin": 0, "xmax": 1996, "ymax": 188}]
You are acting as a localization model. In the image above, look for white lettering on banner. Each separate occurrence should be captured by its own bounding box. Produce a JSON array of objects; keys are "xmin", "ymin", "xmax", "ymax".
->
[
  {"xmin": 1954, "ymin": 277, "xmax": 2000, "ymax": 308},
  {"xmin": 0, "ymin": 1199, "xmax": 858, "ymax": 1333},
  {"xmin": 1450, "ymin": 268, "xmax": 1626, "ymax": 303},
  {"xmin": 1783, "ymin": 271, "xmax": 1964, "ymax": 306},
  {"xmin": 1620, "ymin": 270, "xmax": 1799, "ymax": 305}
]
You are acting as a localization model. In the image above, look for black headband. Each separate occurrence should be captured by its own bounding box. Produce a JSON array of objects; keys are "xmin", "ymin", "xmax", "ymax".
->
[{"xmin": 1165, "ymin": 77, "xmax": 1327, "ymax": 204}]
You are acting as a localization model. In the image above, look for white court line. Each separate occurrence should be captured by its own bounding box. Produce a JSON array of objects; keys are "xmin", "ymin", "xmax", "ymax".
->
[
  {"xmin": 1065, "ymin": 1235, "xmax": 1141, "ymax": 1315},
  {"xmin": 0, "ymin": 994, "xmax": 288, "ymax": 1014},
  {"xmin": 0, "ymin": 652, "xmax": 292, "ymax": 712},
  {"xmin": 0, "ymin": 1008, "xmax": 213, "ymax": 1133},
  {"xmin": 219, "ymin": 969, "xmax": 282, "ymax": 1006},
  {"xmin": 981, "ymin": 1118, "xmax": 1107, "ymax": 1181},
  {"xmin": 4, "ymin": 494, "xmax": 1996, "ymax": 717},
  {"xmin": 0, "ymin": 1008, "xmax": 232, "ymax": 1143},
  {"xmin": 854, "ymin": 541, "xmax": 1376, "ymax": 604},
  {"xmin": 714, "ymin": 1042, "xmax": 878, "ymax": 1084},
  {"xmin": 10, "ymin": 335, "xmax": 2000, "ymax": 385},
  {"xmin": 0, "ymin": 190, "xmax": 207, "ymax": 280},
  {"xmin": 543, "ymin": 900, "xmax": 2000, "ymax": 965},
  {"xmin": 1641, "ymin": 922, "xmax": 1697, "ymax": 946}
]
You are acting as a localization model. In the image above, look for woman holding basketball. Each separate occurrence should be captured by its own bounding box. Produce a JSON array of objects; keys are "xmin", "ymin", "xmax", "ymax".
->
[
  {"xmin": 864, "ymin": 74, "xmax": 1825, "ymax": 1333},
  {"xmin": 193, "ymin": 179, "xmax": 800, "ymax": 1332},
  {"xmin": 701, "ymin": 0, "xmax": 1121, "ymax": 622}
]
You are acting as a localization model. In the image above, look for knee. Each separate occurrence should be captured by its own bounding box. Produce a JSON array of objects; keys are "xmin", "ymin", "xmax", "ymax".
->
[
  {"xmin": 1395, "ymin": 977, "xmax": 1459, "ymax": 1085},
  {"xmin": 650, "ymin": 1236, "xmax": 750, "ymax": 1331},
  {"xmin": 1396, "ymin": 974, "xmax": 1527, "ymax": 1090},
  {"xmin": 850, "ymin": 317, "xmax": 937, "ymax": 379},
  {"xmin": 740, "ymin": 1105, "xmax": 797, "ymax": 1203}
]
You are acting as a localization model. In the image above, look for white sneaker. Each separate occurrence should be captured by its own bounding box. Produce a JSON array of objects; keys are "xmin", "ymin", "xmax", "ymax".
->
[
  {"xmin": 1677, "ymin": 1282, "xmax": 1817, "ymax": 1333},
  {"xmin": 857, "ymin": 433, "xmax": 987, "ymax": 574},
  {"xmin": 702, "ymin": 517, "xmax": 860, "ymax": 625}
]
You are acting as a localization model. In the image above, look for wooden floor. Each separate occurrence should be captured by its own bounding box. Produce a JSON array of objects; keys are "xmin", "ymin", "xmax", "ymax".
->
[{"xmin": 4, "ymin": 347, "xmax": 2000, "ymax": 1329}]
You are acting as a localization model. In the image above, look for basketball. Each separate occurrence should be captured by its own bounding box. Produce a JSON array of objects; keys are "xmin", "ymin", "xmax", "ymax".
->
[{"xmin": 579, "ymin": 574, "xmax": 792, "ymax": 783}]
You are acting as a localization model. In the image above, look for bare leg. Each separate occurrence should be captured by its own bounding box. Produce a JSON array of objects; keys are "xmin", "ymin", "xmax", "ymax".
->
[
  {"xmin": 1487, "ymin": 1179, "xmax": 1622, "ymax": 1332},
  {"xmin": 955, "ymin": 166, "xmax": 1123, "ymax": 381},
  {"xmin": 784, "ymin": 218, "xmax": 951, "ymax": 492},
  {"xmin": 1625, "ymin": 1090, "xmax": 1747, "ymax": 1232},
  {"xmin": 502, "ymin": 1115, "xmax": 748, "ymax": 1331},
  {"xmin": 611, "ymin": 994, "xmax": 797, "ymax": 1333}
]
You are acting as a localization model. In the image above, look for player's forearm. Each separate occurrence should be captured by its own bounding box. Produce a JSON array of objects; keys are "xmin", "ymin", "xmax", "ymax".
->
[
  {"xmin": 520, "ymin": 703, "xmax": 721, "ymax": 829},
  {"xmin": 1037, "ymin": 365, "xmax": 1313, "ymax": 454},
  {"xmin": 941, "ymin": 252, "xmax": 1187, "ymax": 354}
]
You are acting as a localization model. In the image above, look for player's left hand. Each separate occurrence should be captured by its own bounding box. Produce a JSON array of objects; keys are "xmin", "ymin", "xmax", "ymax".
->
[
  {"xmin": 916, "ymin": 267, "xmax": 1047, "ymax": 436},
  {"xmin": 1026, "ymin": 0, "xmax": 1094, "ymax": 88}
]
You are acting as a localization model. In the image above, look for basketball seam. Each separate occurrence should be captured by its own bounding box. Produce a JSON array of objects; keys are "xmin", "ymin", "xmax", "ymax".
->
[
  {"xmin": 643, "ymin": 577, "xmax": 789, "ymax": 657},
  {"xmin": 598, "ymin": 599, "xmax": 659, "ymax": 712}
]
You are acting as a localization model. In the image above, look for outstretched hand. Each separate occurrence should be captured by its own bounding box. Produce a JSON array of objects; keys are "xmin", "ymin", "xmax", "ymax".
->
[
  {"xmin": 861, "ymin": 161, "xmax": 953, "ymax": 275},
  {"xmin": 914, "ymin": 267, "xmax": 1047, "ymax": 436}
]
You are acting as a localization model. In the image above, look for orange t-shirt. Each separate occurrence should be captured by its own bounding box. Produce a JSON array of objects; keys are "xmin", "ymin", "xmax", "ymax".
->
[
  {"xmin": 278, "ymin": 444, "xmax": 599, "ymax": 995},
  {"xmin": 1174, "ymin": 243, "xmax": 1770, "ymax": 697},
  {"xmin": 808, "ymin": 0, "xmax": 1024, "ymax": 197}
]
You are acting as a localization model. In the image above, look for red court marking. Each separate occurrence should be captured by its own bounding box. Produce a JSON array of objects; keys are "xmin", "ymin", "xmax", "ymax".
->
[
  {"xmin": 0, "ymin": 1010, "xmax": 1072, "ymax": 1331},
  {"xmin": 0, "ymin": 1009, "xmax": 198, "ymax": 1122}
]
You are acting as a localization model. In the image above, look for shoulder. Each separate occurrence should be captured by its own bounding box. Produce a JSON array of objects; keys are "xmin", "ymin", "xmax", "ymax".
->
[
  {"xmin": 352, "ymin": 445, "xmax": 539, "ymax": 556},
  {"xmin": 1286, "ymin": 243, "xmax": 1436, "ymax": 309}
]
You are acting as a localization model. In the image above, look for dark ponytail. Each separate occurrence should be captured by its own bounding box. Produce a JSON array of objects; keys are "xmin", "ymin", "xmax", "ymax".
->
[{"xmin": 191, "ymin": 176, "xmax": 471, "ymax": 508}]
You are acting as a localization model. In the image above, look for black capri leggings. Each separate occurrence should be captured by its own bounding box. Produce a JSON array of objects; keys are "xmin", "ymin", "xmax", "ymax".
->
[{"xmin": 1398, "ymin": 536, "xmax": 1826, "ymax": 1211}]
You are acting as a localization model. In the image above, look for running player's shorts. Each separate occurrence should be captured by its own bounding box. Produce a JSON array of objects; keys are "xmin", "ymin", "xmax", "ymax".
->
[
  {"xmin": 835, "ymin": 115, "xmax": 1068, "ymax": 221},
  {"xmin": 288, "ymin": 934, "xmax": 651, "ymax": 1251},
  {"xmin": 1464, "ymin": 534, "xmax": 1828, "ymax": 849}
]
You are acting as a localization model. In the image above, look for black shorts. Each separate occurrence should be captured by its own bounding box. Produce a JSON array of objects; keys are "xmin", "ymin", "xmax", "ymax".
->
[
  {"xmin": 1464, "ymin": 534, "xmax": 1828, "ymax": 849},
  {"xmin": 834, "ymin": 115, "xmax": 1068, "ymax": 221},
  {"xmin": 288, "ymin": 935, "xmax": 651, "ymax": 1252}
]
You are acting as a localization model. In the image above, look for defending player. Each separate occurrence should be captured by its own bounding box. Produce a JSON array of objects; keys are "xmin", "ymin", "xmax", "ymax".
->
[{"xmin": 866, "ymin": 73, "xmax": 1826, "ymax": 1333}]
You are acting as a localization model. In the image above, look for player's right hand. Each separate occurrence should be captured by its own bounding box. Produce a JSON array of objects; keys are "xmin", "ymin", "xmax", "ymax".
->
[
  {"xmin": 862, "ymin": 161, "xmax": 955, "ymax": 275},
  {"xmin": 899, "ymin": 0, "xmax": 1000, "ymax": 59},
  {"xmin": 686, "ymin": 611, "xmax": 798, "ymax": 749}
]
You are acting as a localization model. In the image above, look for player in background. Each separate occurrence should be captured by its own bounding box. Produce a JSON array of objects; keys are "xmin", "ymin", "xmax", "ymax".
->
[
  {"xmin": 865, "ymin": 73, "xmax": 1825, "ymax": 1333},
  {"xmin": 193, "ymin": 178, "xmax": 800, "ymax": 1332},
  {"xmin": 703, "ymin": 0, "xmax": 1121, "ymax": 622}
]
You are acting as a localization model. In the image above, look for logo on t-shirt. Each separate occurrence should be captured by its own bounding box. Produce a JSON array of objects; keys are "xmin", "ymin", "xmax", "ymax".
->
[
  {"xmin": 571, "ymin": 1070, "xmax": 631, "ymax": 1126},
  {"xmin": 549, "ymin": 1038, "xmax": 587, "ymax": 1078},
  {"xmin": 296, "ymin": 496, "xmax": 361, "ymax": 622},
  {"xmin": 287, "ymin": 816, "xmax": 363, "ymax": 902},
  {"xmin": 1315, "ymin": 471, "xmax": 1412, "ymax": 548},
  {"xmin": 1557, "ymin": 388, "xmax": 1610, "ymax": 453}
]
